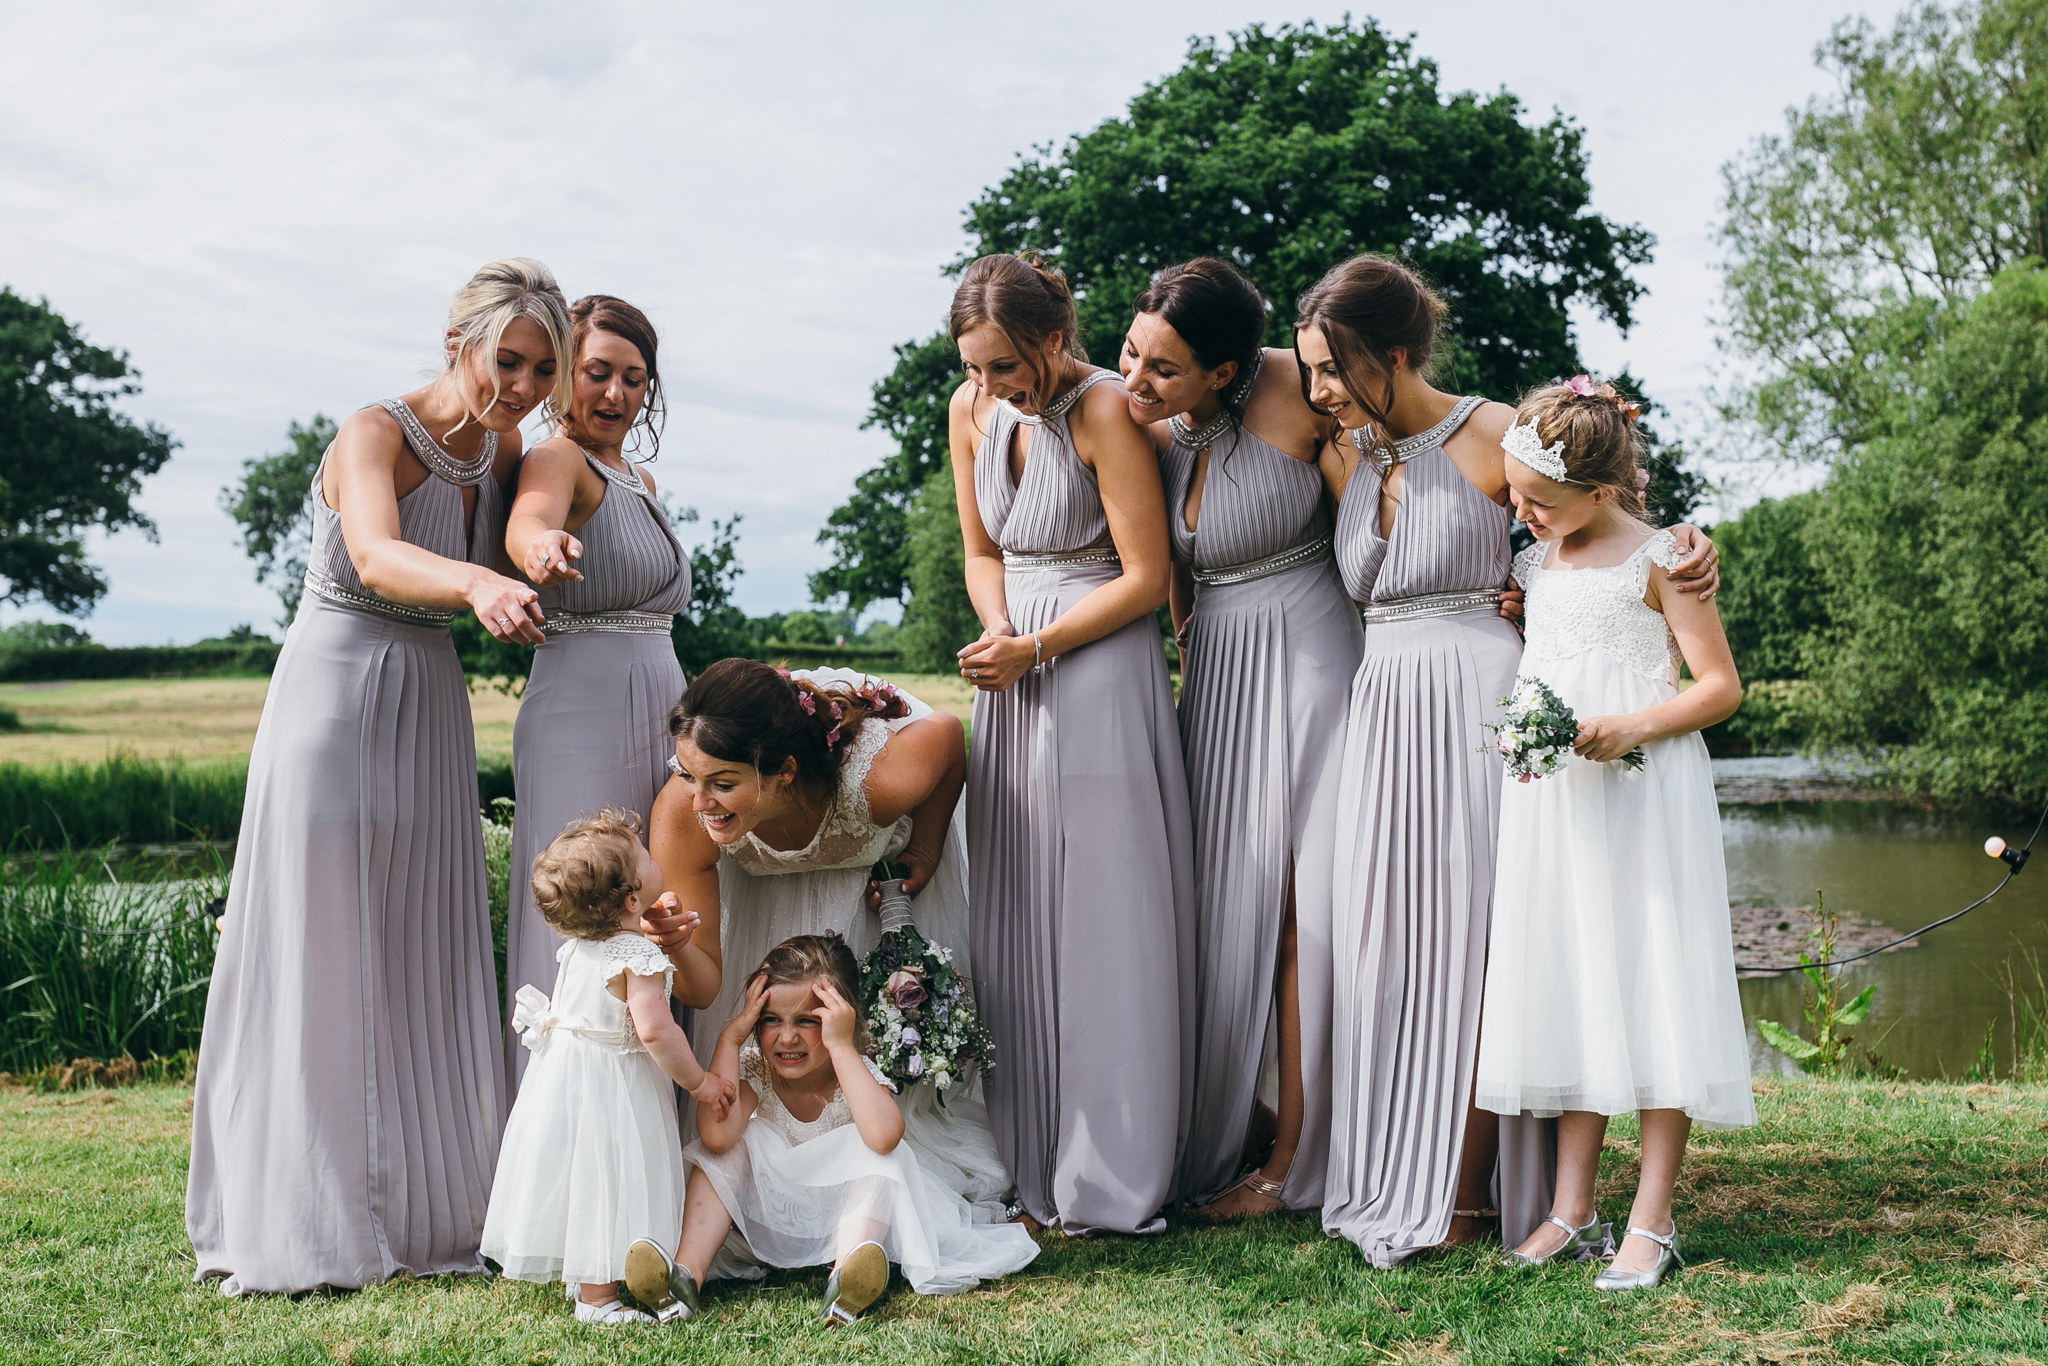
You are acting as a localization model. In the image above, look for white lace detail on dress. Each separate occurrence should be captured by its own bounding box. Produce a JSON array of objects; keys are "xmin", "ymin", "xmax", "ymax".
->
[
  {"xmin": 1520, "ymin": 530, "xmax": 1684, "ymax": 686},
  {"xmin": 739, "ymin": 1038, "xmax": 856, "ymax": 1145},
  {"xmin": 722, "ymin": 719, "xmax": 912, "ymax": 876},
  {"xmin": 599, "ymin": 932, "xmax": 675, "ymax": 997}
]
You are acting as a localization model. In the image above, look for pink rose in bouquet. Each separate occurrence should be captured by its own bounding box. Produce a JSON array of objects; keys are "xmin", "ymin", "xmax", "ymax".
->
[{"xmin": 885, "ymin": 967, "xmax": 927, "ymax": 1014}]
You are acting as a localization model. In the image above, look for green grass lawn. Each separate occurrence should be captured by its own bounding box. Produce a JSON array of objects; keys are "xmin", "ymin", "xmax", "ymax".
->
[{"xmin": 4, "ymin": 1078, "xmax": 2046, "ymax": 1364}]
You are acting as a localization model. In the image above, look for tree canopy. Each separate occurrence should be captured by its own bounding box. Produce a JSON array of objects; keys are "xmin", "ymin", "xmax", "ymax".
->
[
  {"xmin": 813, "ymin": 18, "xmax": 1656, "ymax": 611},
  {"xmin": 1718, "ymin": 0, "xmax": 2048, "ymax": 460},
  {"xmin": 0, "ymin": 288, "xmax": 177, "ymax": 615},
  {"xmin": 220, "ymin": 414, "xmax": 335, "ymax": 624}
]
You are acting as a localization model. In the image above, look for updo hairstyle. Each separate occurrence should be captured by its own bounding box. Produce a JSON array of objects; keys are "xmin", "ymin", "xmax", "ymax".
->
[
  {"xmin": 1292, "ymin": 254, "xmax": 1448, "ymax": 464},
  {"xmin": 949, "ymin": 253, "xmax": 1087, "ymax": 411},
  {"xmin": 1513, "ymin": 379, "xmax": 1648, "ymax": 518},
  {"xmin": 668, "ymin": 659, "xmax": 911, "ymax": 794},
  {"xmin": 747, "ymin": 932, "xmax": 864, "ymax": 1034},
  {"xmin": 444, "ymin": 257, "xmax": 574, "ymax": 435},
  {"xmin": 530, "ymin": 807, "xmax": 643, "ymax": 942},
  {"xmin": 1131, "ymin": 257, "xmax": 1268, "ymax": 429},
  {"xmin": 560, "ymin": 294, "xmax": 665, "ymax": 462}
]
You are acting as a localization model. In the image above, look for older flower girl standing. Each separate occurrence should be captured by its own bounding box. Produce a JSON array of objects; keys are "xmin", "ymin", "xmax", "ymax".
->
[{"xmin": 1475, "ymin": 379, "xmax": 1752, "ymax": 1289}]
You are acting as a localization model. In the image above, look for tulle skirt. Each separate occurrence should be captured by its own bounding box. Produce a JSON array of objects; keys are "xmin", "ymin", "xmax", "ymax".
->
[
  {"xmin": 684, "ymin": 1126, "xmax": 1039, "ymax": 1295},
  {"xmin": 1474, "ymin": 653, "xmax": 1755, "ymax": 1130},
  {"xmin": 481, "ymin": 1038, "xmax": 689, "ymax": 1284}
]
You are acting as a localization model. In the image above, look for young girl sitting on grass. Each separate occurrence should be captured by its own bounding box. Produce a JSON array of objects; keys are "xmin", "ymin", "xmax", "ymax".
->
[
  {"xmin": 480, "ymin": 809, "xmax": 735, "ymax": 1326},
  {"xmin": 1474, "ymin": 378, "xmax": 1754, "ymax": 1290},
  {"xmin": 623, "ymin": 933, "xmax": 1037, "ymax": 1326}
]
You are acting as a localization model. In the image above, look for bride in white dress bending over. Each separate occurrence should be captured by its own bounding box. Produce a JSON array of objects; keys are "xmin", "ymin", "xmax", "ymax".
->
[{"xmin": 640, "ymin": 658, "xmax": 1009, "ymax": 1208}]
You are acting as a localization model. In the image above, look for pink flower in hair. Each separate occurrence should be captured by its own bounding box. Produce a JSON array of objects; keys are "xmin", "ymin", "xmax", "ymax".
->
[
  {"xmin": 825, "ymin": 726, "xmax": 838, "ymax": 750},
  {"xmin": 1635, "ymin": 469, "xmax": 1651, "ymax": 493},
  {"xmin": 829, "ymin": 700, "xmax": 844, "ymax": 721},
  {"xmin": 797, "ymin": 692, "xmax": 815, "ymax": 715},
  {"xmin": 1565, "ymin": 375, "xmax": 1597, "ymax": 397},
  {"xmin": 775, "ymin": 667, "xmax": 791, "ymax": 679}
]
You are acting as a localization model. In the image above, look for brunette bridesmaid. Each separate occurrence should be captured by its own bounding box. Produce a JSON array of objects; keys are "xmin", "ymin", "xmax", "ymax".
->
[
  {"xmin": 950, "ymin": 253, "xmax": 1197, "ymax": 1236},
  {"xmin": 188, "ymin": 259, "xmax": 571, "ymax": 1294},
  {"xmin": 1302, "ymin": 254, "xmax": 1721, "ymax": 1266},
  {"xmin": 502, "ymin": 296, "xmax": 714, "ymax": 1092},
  {"xmin": 1118, "ymin": 258, "xmax": 1362, "ymax": 1219}
]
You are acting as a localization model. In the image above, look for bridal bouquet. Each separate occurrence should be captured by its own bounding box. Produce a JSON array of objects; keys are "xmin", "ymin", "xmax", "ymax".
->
[
  {"xmin": 1486, "ymin": 675, "xmax": 1644, "ymax": 781},
  {"xmin": 859, "ymin": 872, "xmax": 995, "ymax": 1102}
]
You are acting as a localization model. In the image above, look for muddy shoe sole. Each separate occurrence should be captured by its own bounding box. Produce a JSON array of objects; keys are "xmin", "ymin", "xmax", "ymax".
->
[{"xmin": 821, "ymin": 1241, "xmax": 890, "ymax": 1325}]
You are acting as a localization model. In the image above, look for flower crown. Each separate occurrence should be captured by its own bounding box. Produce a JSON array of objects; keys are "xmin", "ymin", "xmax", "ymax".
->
[{"xmin": 1501, "ymin": 419, "xmax": 1577, "ymax": 483}]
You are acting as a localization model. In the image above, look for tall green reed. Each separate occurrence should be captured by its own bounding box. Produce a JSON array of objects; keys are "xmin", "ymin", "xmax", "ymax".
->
[
  {"xmin": 0, "ymin": 753, "xmax": 247, "ymax": 848},
  {"xmin": 0, "ymin": 847, "xmax": 228, "ymax": 1071}
]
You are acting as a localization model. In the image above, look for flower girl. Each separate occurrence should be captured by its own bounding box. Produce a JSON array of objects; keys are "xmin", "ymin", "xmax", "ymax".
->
[
  {"xmin": 480, "ymin": 810, "xmax": 735, "ymax": 1326},
  {"xmin": 1474, "ymin": 378, "xmax": 1753, "ymax": 1290},
  {"xmin": 623, "ymin": 933, "xmax": 1037, "ymax": 1326}
]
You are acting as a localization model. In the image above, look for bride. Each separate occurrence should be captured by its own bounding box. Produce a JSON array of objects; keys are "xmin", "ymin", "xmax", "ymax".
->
[{"xmin": 640, "ymin": 658, "xmax": 1009, "ymax": 1210}]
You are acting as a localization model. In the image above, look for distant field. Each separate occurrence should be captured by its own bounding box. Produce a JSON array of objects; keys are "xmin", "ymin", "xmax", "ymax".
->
[{"xmin": 0, "ymin": 671, "xmax": 968, "ymax": 769}]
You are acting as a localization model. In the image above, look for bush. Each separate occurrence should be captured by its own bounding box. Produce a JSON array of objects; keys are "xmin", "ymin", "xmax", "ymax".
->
[
  {"xmin": 1713, "ymin": 491, "xmax": 1830, "ymax": 682},
  {"xmin": 898, "ymin": 467, "xmax": 979, "ymax": 673},
  {"xmin": 0, "ymin": 640, "xmax": 280, "ymax": 681},
  {"xmin": 0, "ymin": 755, "xmax": 248, "ymax": 847}
]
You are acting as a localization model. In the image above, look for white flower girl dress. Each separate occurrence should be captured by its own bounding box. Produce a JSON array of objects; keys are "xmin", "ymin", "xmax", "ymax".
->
[
  {"xmin": 482, "ymin": 933, "xmax": 688, "ymax": 1284},
  {"xmin": 1475, "ymin": 530, "xmax": 1755, "ymax": 1131},
  {"xmin": 683, "ymin": 1039, "xmax": 1038, "ymax": 1295}
]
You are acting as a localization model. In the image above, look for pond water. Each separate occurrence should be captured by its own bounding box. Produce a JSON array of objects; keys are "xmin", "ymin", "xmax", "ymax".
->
[{"xmin": 1717, "ymin": 759, "xmax": 2048, "ymax": 1079}]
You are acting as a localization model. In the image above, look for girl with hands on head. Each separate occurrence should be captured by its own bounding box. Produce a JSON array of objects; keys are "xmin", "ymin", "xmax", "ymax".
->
[{"xmin": 624, "ymin": 935, "xmax": 1036, "ymax": 1329}]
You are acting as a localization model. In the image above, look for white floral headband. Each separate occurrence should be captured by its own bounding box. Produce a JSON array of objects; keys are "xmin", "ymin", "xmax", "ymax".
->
[{"xmin": 1500, "ymin": 419, "xmax": 1579, "ymax": 484}]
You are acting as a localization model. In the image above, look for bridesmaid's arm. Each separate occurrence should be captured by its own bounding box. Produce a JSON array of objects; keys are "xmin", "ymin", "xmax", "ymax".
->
[
  {"xmin": 326, "ymin": 408, "xmax": 545, "ymax": 642},
  {"xmin": 861, "ymin": 714, "xmax": 966, "ymax": 902},
  {"xmin": 506, "ymin": 437, "xmax": 600, "ymax": 588},
  {"xmin": 958, "ymin": 381, "xmax": 1172, "ymax": 691},
  {"xmin": 645, "ymin": 777, "xmax": 724, "ymax": 1010},
  {"xmin": 948, "ymin": 381, "xmax": 1014, "ymax": 639}
]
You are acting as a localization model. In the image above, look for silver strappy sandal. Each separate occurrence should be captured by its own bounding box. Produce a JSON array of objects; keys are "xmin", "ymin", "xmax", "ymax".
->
[
  {"xmin": 1593, "ymin": 1223, "xmax": 1683, "ymax": 1290},
  {"xmin": 1501, "ymin": 1211, "xmax": 1614, "ymax": 1267}
]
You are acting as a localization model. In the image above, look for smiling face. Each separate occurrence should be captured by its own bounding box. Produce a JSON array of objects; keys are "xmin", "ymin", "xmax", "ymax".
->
[
  {"xmin": 568, "ymin": 330, "xmax": 649, "ymax": 446},
  {"xmin": 1294, "ymin": 324, "xmax": 1369, "ymax": 430},
  {"xmin": 1505, "ymin": 458, "xmax": 1606, "ymax": 542},
  {"xmin": 756, "ymin": 978, "xmax": 830, "ymax": 1082},
  {"xmin": 1119, "ymin": 311, "xmax": 1234, "ymax": 426},
  {"xmin": 449, "ymin": 314, "xmax": 558, "ymax": 433},
  {"xmin": 957, "ymin": 322, "xmax": 1061, "ymax": 414},
  {"xmin": 670, "ymin": 734, "xmax": 790, "ymax": 845}
]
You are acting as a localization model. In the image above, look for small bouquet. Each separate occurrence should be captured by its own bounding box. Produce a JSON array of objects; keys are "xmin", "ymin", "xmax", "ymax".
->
[
  {"xmin": 1485, "ymin": 675, "xmax": 1644, "ymax": 782},
  {"xmin": 859, "ymin": 862, "xmax": 995, "ymax": 1102}
]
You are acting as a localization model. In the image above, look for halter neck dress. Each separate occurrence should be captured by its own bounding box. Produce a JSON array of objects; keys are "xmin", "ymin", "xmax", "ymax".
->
[
  {"xmin": 503, "ymin": 451, "xmax": 689, "ymax": 1093},
  {"xmin": 965, "ymin": 374, "xmax": 1197, "ymax": 1235},
  {"xmin": 1159, "ymin": 414, "xmax": 1363, "ymax": 1209},
  {"xmin": 188, "ymin": 398, "xmax": 508, "ymax": 1294},
  {"xmin": 1318, "ymin": 397, "xmax": 1555, "ymax": 1265}
]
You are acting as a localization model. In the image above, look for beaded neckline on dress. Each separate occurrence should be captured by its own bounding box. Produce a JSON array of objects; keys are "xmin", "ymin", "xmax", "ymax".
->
[
  {"xmin": 1167, "ymin": 348, "xmax": 1266, "ymax": 451},
  {"xmin": 1349, "ymin": 394, "xmax": 1485, "ymax": 468},
  {"xmin": 376, "ymin": 398, "xmax": 497, "ymax": 487},
  {"xmin": 582, "ymin": 450, "xmax": 650, "ymax": 495},
  {"xmin": 1006, "ymin": 369, "xmax": 1118, "ymax": 427}
]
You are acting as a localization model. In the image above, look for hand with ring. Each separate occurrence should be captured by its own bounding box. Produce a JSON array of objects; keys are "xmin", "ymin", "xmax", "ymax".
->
[
  {"xmin": 522, "ymin": 529, "xmax": 585, "ymax": 587},
  {"xmin": 469, "ymin": 572, "xmax": 546, "ymax": 644}
]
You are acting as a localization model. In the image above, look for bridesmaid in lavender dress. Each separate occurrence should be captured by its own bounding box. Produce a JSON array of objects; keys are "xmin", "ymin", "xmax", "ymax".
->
[
  {"xmin": 1299, "ymin": 254, "xmax": 1721, "ymax": 1267},
  {"xmin": 187, "ymin": 260, "xmax": 571, "ymax": 1294},
  {"xmin": 949, "ymin": 254, "xmax": 1197, "ymax": 1236},
  {"xmin": 1119, "ymin": 259, "xmax": 1362, "ymax": 1219},
  {"xmin": 503, "ymin": 296, "xmax": 709, "ymax": 1093}
]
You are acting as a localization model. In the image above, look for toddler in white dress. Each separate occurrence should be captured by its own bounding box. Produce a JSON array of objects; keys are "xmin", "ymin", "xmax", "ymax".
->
[
  {"xmin": 481, "ymin": 810, "xmax": 735, "ymax": 1326},
  {"xmin": 1474, "ymin": 378, "xmax": 1754, "ymax": 1290},
  {"xmin": 622, "ymin": 932, "xmax": 1037, "ymax": 1326}
]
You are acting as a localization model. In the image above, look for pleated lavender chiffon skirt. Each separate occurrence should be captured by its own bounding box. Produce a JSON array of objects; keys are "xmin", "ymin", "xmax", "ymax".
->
[
  {"xmin": 503, "ymin": 631, "xmax": 684, "ymax": 1093},
  {"xmin": 1321, "ymin": 609, "xmax": 1554, "ymax": 1266},
  {"xmin": 967, "ymin": 563, "xmax": 1197, "ymax": 1235},
  {"xmin": 1176, "ymin": 558, "xmax": 1362, "ymax": 1208},
  {"xmin": 187, "ymin": 597, "xmax": 505, "ymax": 1295}
]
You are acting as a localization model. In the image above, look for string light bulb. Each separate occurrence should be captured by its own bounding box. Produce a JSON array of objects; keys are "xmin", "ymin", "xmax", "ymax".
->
[{"xmin": 1986, "ymin": 835, "xmax": 2030, "ymax": 874}]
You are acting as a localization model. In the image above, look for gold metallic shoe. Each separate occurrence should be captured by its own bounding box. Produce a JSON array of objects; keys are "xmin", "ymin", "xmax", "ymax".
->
[
  {"xmin": 821, "ymin": 1241, "xmax": 891, "ymax": 1326},
  {"xmin": 1593, "ymin": 1224, "xmax": 1683, "ymax": 1291},
  {"xmin": 1501, "ymin": 1212, "xmax": 1613, "ymax": 1267},
  {"xmin": 624, "ymin": 1237, "xmax": 700, "ymax": 1323}
]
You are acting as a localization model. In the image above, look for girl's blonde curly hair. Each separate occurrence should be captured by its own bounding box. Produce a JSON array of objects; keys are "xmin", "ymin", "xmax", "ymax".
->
[{"xmin": 530, "ymin": 807, "xmax": 643, "ymax": 942}]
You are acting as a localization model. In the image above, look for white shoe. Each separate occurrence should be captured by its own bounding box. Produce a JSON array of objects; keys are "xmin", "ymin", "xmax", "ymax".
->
[{"xmin": 574, "ymin": 1299, "xmax": 654, "ymax": 1326}]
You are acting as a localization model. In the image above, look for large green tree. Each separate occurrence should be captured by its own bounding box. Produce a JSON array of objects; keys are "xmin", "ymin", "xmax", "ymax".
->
[
  {"xmin": 1719, "ymin": 0, "xmax": 2048, "ymax": 461},
  {"xmin": 814, "ymin": 18, "xmax": 1657, "ymax": 612},
  {"xmin": 220, "ymin": 414, "xmax": 335, "ymax": 624},
  {"xmin": 0, "ymin": 288, "xmax": 177, "ymax": 614}
]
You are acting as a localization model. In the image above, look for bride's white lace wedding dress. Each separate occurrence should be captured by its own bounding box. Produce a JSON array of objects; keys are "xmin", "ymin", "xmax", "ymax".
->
[{"xmin": 680, "ymin": 668, "xmax": 1011, "ymax": 1212}]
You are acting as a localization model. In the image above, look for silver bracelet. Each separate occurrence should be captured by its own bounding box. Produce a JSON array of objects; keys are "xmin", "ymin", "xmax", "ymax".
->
[{"xmin": 1032, "ymin": 632, "xmax": 1043, "ymax": 668}]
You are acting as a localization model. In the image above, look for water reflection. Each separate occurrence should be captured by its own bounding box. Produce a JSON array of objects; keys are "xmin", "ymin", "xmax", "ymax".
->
[{"xmin": 1722, "ymin": 797, "xmax": 2047, "ymax": 1079}]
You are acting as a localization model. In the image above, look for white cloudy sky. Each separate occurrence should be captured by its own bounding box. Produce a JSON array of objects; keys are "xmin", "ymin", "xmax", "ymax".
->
[{"xmin": 0, "ymin": 0, "xmax": 1895, "ymax": 644}]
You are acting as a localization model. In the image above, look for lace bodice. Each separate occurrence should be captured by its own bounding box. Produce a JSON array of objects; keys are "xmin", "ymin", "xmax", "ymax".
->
[
  {"xmin": 1515, "ymin": 530, "xmax": 1687, "ymax": 687},
  {"xmin": 702, "ymin": 718, "xmax": 912, "ymax": 877},
  {"xmin": 510, "ymin": 932, "xmax": 673, "ymax": 1057},
  {"xmin": 739, "ymin": 1037, "xmax": 895, "ymax": 1147}
]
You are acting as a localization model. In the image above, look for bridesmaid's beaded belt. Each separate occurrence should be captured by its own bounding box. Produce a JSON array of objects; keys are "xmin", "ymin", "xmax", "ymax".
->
[
  {"xmin": 1361, "ymin": 588, "xmax": 1502, "ymax": 624},
  {"xmin": 542, "ymin": 609, "xmax": 675, "ymax": 637},
  {"xmin": 301, "ymin": 568, "xmax": 456, "ymax": 627},
  {"xmin": 1002, "ymin": 547, "xmax": 1122, "ymax": 571},
  {"xmin": 1192, "ymin": 534, "xmax": 1333, "ymax": 587}
]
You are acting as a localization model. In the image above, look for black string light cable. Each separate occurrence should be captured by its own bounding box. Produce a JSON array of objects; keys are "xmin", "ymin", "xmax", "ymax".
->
[{"xmin": 1734, "ymin": 799, "xmax": 2045, "ymax": 974}]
